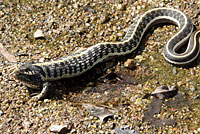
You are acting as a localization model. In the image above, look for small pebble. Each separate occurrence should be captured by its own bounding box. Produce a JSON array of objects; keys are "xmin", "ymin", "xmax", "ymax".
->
[
  {"xmin": 116, "ymin": 4, "xmax": 126, "ymax": 11},
  {"xmin": 100, "ymin": 14, "xmax": 110, "ymax": 24},
  {"xmin": 49, "ymin": 124, "xmax": 72, "ymax": 134},
  {"xmin": 0, "ymin": 110, "xmax": 4, "ymax": 116},
  {"xmin": 190, "ymin": 86, "xmax": 196, "ymax": 92},
  {"xmin": 39, "ymin": 58, "xmax": 45, "ymax": 62},
  {"xmin": 44, "ymin": 99, "xmax": 50, "ymax": 103},
  {"xmin": 34, "ymin": 29, "xmax": 45, "ymax": 39},
  {"xmin": 197, "ymin": 128, "xmax": 200, "ymax": 132},
  {"xmin": 172, "ymin": 67, "xmax": 177, "ymax": 74},
  {"xmin": 134, "ymin": 98, "xmax": 142, "ymax": 105},
  {"xmin": 124, "ymin": 59, "xmax": 135, "ymax": 69}
]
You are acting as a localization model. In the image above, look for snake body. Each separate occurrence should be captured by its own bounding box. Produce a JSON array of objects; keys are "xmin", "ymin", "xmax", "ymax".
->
[{"xmin": 13, "ymin": 8, "xmax": 200, "ymax": 99}]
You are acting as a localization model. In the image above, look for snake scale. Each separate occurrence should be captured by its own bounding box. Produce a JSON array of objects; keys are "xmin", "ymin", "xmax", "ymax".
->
[{"xmin": 12, "ymin": 8, "xmax": 200, "ymax": 100}]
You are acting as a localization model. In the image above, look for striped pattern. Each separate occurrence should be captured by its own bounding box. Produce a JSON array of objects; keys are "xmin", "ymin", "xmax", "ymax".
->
[{"xmin": 14, "ymin": 8, "xmax": 199, "ymax": 89}]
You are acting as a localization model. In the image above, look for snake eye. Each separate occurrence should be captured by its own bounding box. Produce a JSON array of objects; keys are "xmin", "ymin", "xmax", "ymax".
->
[{"xmin": 17, "ymin": 64, "xmax": 36, "ymax": 76}]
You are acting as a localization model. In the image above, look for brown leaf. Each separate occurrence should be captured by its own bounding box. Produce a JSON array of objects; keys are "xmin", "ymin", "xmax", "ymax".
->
[{"xmin": 142, "ymin": 98, "xmax": 163, "ymax": 122}]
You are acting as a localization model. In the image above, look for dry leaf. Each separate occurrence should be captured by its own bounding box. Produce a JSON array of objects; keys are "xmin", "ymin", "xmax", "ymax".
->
[
  {"xmin": 82, "ymin": 103, "xmax": 116, "ymax": 122},
  {"xmin": 152, "ymin": 86, "xmax": 178, "ymax": 100},
  {"xmin": 0, "ymin": 43, "xmax": 17, "ymax": 62},
  {"xmin": 115, "ymin": 125, "xmax": 141, "ymax": 134}
]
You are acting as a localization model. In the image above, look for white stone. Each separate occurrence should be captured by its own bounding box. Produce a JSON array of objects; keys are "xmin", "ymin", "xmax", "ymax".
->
[{"xmin": 34, "ymin": 29, "xmax": 45, "ymax": 39}]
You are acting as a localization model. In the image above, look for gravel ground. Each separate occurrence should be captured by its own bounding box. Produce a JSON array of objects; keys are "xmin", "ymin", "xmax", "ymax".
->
[{"xmin": 0, "ymin": 0, "xmax": 200, "ymax": 133}]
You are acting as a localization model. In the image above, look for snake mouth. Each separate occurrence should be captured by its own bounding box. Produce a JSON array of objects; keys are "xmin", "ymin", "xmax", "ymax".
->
[
  {"xmin": 20, "ymin": 80, "xmax": 41, "ymax": 89},
  {"xmin": 12, "ymin": 63, "xmax": 45, "ymax": 89},
  {"xmin": 14, "ymin": 72, "xmax": 42, "ymax": 89}
]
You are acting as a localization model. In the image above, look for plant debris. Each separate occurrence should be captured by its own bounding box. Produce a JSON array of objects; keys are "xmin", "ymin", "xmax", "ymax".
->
[
  {"xmin": 143, "ymin": 85, "xmax": 178, "ymax": 100},
  {"xmin": 142, "ymin": 86, "xmax": 178, "ymax": 126},
  {"xmin": 0, "ymin": 43, "xmax": 17, "ymax": 62},
  {"xmin": 115, "ymin": 125, "xmax": 141, "ymax": 134},
  {"xmin": 82, "ymin": 103, "xmax": 116, "ymax": 122}
]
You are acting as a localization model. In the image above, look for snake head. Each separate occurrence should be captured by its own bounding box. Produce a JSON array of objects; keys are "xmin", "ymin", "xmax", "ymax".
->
[{"xmin": 14, "ymin": 64, "xmax": 43, "ymax": 89}]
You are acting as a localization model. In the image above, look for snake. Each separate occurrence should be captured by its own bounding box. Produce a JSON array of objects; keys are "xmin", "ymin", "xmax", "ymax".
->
[{"xmin": 12, "ymin": 7, "xmax": 200, "ymax": 100}]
